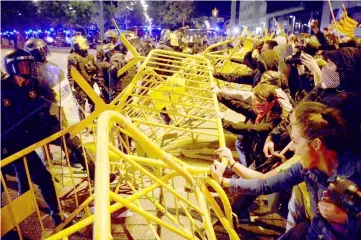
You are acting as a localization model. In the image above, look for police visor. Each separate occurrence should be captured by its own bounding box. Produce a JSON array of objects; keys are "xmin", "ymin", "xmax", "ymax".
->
[{"xmin": 5, "ymin": 56, "xmax": 34, "ymax": 76}]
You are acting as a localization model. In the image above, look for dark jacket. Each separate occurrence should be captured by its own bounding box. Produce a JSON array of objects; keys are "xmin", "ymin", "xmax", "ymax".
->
[
  {"xmin": 322, "ymin": 47, "xmax": 361, "ymax": 96},
  {"xmin": 1, "ymin": 78, "xmax": 58, "ymax": 156},
  {"xmin": 314, "ymin": 31, "xmax": 337, "ymax": 51},
  {"xmin": 214, "ymin": 69, "xmax": 261, "ymax": 86},
  {"xmin": 231, "ymin": 51, "xmax": 258, "ymax": 70},
  {"xmin": 214, "ymin": 49, "xmax": 279, "ymax": 87},
  {"xmin": 218, "ymin": 92, "xmax": 282, "ymax": 166}
]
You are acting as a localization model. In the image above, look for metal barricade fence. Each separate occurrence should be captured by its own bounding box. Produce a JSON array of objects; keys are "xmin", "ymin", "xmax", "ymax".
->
[
  {"xmin": 1, "ymin": 111, "xmax": 98, "ymax": 239},
  {"xmin": 203, "ymin": 38, "xmax": 253, "ymax": 76},
  {"xmin": 2, "ymin": 48, "xmax": 239, "ymax": 239}
]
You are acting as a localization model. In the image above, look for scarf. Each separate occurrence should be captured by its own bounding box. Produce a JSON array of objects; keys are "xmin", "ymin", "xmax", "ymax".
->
[{"xmin": 252, "ymin": 96, "xmax": 279, "ymax": 124}]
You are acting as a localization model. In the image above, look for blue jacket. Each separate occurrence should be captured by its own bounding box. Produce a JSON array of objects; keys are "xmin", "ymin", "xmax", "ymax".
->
[{"xmin": 230, "ymin": 153, "xmax": 361, "ymax": 239}]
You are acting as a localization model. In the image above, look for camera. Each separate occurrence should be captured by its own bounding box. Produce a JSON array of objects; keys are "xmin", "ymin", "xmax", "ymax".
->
[
  {"xmin": 285, "ymin": 43, "xmax": 319, "ymax": 65},
  {"xmin": 328, "ymin": 177, "xmax": 361, "ymax": 213},
  {"xmin": 285, "ymin": 50, "xmax": 302, "ymax": 65}
]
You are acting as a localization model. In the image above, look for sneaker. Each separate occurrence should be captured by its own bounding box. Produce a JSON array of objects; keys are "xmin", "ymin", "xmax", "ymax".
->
[{"xmin": 70, "ymin": 162, "xmax": 83, "ymax": 169}]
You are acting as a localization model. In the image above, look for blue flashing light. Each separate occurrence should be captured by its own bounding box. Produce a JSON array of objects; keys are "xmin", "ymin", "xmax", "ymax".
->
[
  {"xmin": 5, "ymin": 31, "xmax": 9, "ymax": 34},
  {"xmin": 158, "ymin": 27, "xmax": 161, "ymax": 30},
  {"xmin": 38, "ymin": 30, "xmax": 42, "ymax": 33},
  {"xmin": 13, "ymin": 29, "xmax": 17, "ymax": 33},
  {"xmin": 29, "ymin": 30, "xmax": 33, "ymax": 33},
  {"xmin": 143, "ymin": 28, "xmax": 147, "ymax": 31},
  {"xmin": 0, "ymin": 33, "xmax": 2, "ymax": 35},
  {"xmin": 216, "ymin": 26, "xmax": 220, "ymax": 31},
  {"xmin": 50, "ymin": 28, "xmax": 54, "ymax": 31}
]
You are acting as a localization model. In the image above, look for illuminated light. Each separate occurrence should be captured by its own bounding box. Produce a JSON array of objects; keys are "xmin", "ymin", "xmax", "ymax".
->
[
  {"xmin": 289, "ymin": 16, "xmax": 293, "ymax": 18},
  {"xmin": 29, "ymin": 30, "xmax": 33, "ymax": 33},
  {"xmin": 216, "ymin": 26, "xmax": 220, "ymax": 31},
  {"xmin": 50, "ymin": 28, "xmax": 54, "ymax": 31},
  {"xmin": 18, "ymin": 13, "xmax": 21, "ymax": 16},
  {"xmin": 38, "ymin": 30, "xmax": 42, "ymax": 33},
  {"xmin": 234, "ymin": 27, "xmax": 240, "ymax": 34},
  {"xmin": 46, "ymin": 36, "xmax": 54, "ymax": 43},
  {"xmin": 158, "ymin": 27, "xmax": 161, "ymax": 30},
  {"xmin": 69, "ymin": 7, "xmax": 73, "ymax": 10},
  {"xmin": 143, "ymin": 28, "xmax": 147, "ymax": 31},
  {"xmin": 205, "ymin": 20, "xmax": 210, "ymax": 29}
]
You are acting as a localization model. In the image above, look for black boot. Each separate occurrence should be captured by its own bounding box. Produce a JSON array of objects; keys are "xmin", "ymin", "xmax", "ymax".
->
[
  {"xmin": 50, "ymin": 211, "xmax": 62, "ymax": 226},
  {"xmin": 69, "ymin": 152, "xmax": 83, "ymax": 168}
]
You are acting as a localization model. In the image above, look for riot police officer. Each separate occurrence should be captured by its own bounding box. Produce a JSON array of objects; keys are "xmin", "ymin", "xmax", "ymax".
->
[
  {"xmin": 96, "ymin": 30, "xmax": 119, "ymax": 63},
  {"xmin": 1, "ymin": 49, "xmax": 62, "ymax": 225},
  {"xmin": 94, "ymin": 43, "xmax": 114, "ymax": 103},
  {"xmin": 108, "ymin": 44, "xmax": 129, "ymax": 100},
  {"xmin": 67, "ymin": 35, "xmax": 97, "ymax": 120},
  {"xmin": 104, "ymin": 29, "xmax": 118, "ymax": 45},
  {"xmin": 25, "ymin": 38, "xmax": 91, "ymax": 169}
]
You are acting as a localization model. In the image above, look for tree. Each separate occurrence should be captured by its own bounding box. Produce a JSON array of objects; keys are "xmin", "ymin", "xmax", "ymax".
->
[
  {"xmin": 152, "ymin": 1, "xmax": 194, "ymax": 28},
  {"xmin": 91, "ymin": 1, "xmax": 144, "ymax": 31},
  {"xmin": 37, "ymin": 1, "xmax": 94, "ymax": 28},
  {"xmin": 1, "ymin": 1, "xmax": 46, "ymax": 30}
]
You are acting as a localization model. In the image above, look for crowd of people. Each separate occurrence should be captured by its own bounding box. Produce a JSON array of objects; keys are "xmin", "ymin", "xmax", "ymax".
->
[
  {"xmin": 1, "ymin": 18, "xmax": 361, "ymax": 239},
  {"xmin": 210, "ymin": 20, "xmax": 361, "ymax": 239}
]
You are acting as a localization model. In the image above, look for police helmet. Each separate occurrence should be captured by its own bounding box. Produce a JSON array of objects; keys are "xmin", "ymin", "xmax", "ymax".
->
[
  {"xmin": 71, "ymin": 35, "xmax": 90, "ymax": 52},
  {"xmin": 101, "ymin": 43, "xmax": 115, "ymax": 59},
  {"xmin": 104, "ymin": 30, "xmax": 118, "ymax": 44},
  {"xmin": 122, "ymin": 31, "xmax": 139, "ymax": 47},
  {"xmin": 114, "ymin": 43, "xmax": 127, "ymax": 55},
  {"xmin": 3, "ymin": 49, "xmax": 35, "ymax": 78},
  {"xmin": 24, "ymin": 38, "xmax": 50, "ymax": 63}
]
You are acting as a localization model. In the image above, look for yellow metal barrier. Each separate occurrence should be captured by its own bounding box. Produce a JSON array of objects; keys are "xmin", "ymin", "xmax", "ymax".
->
[
  {"xmin": 2, "ymin": 47, "xmax": 240, "ymax": 239},
  {"xmin": 203, "ymin": 37, "xmax": 252, "ymax": 76}
]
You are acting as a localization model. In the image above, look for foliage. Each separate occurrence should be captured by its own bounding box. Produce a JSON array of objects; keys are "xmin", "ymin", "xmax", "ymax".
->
[
  {"xmin": 151, "ymin": 1, "xmax": 195, "ymax": 28},
  {"xmin": 38, "ymin": 1, "xmax": 94, "ymax": 28},
  {"xmin": 1, "ymin": 1, "xmax": 45, "ymax": 30}
]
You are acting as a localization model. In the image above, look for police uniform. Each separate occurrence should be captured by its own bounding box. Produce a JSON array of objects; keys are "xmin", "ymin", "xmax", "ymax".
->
[
  {"xmin": 25, "ymin": 38, "xmax": 93, "ymax": 170},
  {"xmin": 67, "ymin": 52, "xmax": 96, "ymax": 119},
  {"xmin": 95, "ymin": 59, "xmax": 112, "ymax": 103},
  {"xmin": 1, "ymin": 76, "xmax": 61, "ymax": 224},
  {"xmin": 109, "ymin": 52, "xmax": 129, "ymax": 99}
]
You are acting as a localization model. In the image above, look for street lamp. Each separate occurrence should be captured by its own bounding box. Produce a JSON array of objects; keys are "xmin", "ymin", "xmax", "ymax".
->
[{"xmin": 289, "ymin": 16, "xmax": 296, "ymax": 34}]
